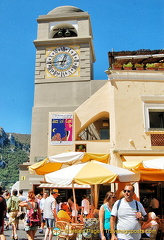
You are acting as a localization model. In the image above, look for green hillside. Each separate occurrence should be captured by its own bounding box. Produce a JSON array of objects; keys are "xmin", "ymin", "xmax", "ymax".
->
[{"xmin": 0, "ymin": 131, "xmax": 30, "ymax": 190}]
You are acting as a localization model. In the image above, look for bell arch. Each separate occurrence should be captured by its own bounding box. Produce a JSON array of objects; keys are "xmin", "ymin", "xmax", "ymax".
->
[{"xmin": 50, "ymin": 23, "xmax": 77, "ymax": 38}]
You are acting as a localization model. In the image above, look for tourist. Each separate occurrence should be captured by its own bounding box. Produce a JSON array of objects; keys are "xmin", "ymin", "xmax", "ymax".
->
[
  {"xmin": 0, "ymin": 187, "xmax": 7, "ymax": 240},
  {"xmin": 99, "ymin": 191, "xmax": 116, "ymax": 240},
  {"xmin": 110, "ymin": 184, "xmax": 147, "ymax": 240},
  {"xmin": 19, "ymin": 190, "xmax": 41, "ymax": 240},
  {"xmin": 43, "ymin": 189, "xmax": 60, "ymax": 240}
]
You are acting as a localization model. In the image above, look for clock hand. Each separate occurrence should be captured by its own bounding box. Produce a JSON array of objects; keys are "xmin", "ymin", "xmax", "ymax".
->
[
  {"xmin": 60, "ymin": 54, "xmax": 67, "ymax": 66},
  {"xmin": 54, "ymin": 60, "xmax": 63, "ymax": 63}
]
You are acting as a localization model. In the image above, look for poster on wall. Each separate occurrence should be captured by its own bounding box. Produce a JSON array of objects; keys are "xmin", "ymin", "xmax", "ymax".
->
[{"xmin": 51, "ymin": 113, "xmax": 73, "ymax": 145}]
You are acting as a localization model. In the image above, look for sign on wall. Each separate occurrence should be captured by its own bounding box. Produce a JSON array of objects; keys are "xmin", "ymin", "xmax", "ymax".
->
[{"xmin": 51, "ymin": 114, "xmax": 73, "ymax": 145}]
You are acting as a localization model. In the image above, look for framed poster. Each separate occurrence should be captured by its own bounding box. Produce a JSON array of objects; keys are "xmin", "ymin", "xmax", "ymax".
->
[{"xmin": 51, "ymin": 113, "xmax": 73, "ymax": 145}]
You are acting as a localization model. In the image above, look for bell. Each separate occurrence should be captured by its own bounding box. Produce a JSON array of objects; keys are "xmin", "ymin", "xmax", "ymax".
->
[
  {"xmin": 57, "ymin": 29, "xmax": 63, "ymax": 37},
  {"xmin": 65, "ymin": 29, "xmax": 71, "ymax": 37}
]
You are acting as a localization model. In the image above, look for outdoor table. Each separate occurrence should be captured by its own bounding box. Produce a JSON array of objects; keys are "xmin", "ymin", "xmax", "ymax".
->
[
  {"xmin": 82, "ymin": 218, "xmax": 100, "ymax": 240},
  {"xmin": 71, "ymin": 223, "xmax": 84, "ymax": 240}
]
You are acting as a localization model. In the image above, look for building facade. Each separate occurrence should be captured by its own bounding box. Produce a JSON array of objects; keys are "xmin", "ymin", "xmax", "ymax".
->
[{"xmin": 19, "ymin": 6, "xmax": 164, "ymax": 207}]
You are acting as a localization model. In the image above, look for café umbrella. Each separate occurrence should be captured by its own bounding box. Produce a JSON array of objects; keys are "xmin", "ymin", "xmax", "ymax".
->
[
  {"xmin": 45, "ymin": 160, "xmax": 140, "ymax": 185},
  {"xmin": 45, "ymin": 160, "xmax": 140, "ymax": 218},
  {"xmin": 28, "ymin": 152, "xmax": 110, "ymax": 175}
]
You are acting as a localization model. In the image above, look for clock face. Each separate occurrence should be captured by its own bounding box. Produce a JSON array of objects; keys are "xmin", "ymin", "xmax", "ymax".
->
[{"xmin": 46, "ymin": 46, "xmax": 80, "ymax": 78}]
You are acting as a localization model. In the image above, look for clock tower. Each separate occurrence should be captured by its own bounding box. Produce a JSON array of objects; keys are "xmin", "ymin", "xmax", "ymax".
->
[{"xmin": 30, "ymin": 6, "xmax": 96, "ymax": 162}]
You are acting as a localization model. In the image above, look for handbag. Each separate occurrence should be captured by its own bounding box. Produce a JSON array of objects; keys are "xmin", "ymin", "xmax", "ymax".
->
[{"xmin": 17, "ymin": 211, "xmax": 25, "ymax": 220}]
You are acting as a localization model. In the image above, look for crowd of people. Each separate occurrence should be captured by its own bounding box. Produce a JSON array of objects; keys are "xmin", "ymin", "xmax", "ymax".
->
[
  {"xmin": 0, "ymin": 185, "xmax": 161, "ymax": 240},
  {"xmin": 0, "ymin": 188, "xmax": 91, "ymax": 240}
]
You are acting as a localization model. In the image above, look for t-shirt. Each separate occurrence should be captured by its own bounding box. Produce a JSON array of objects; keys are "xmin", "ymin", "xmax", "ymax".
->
[
  {"xmin": 40, "ymin": 198, "xmax": 46, "ymax": 212},
  {"xmin": 111, "ymin": 198, "xmax": 147, "ymax": 240},
  {"xmin": 81, "ymin": 198, "xmax": 90, "ymax": 215},
  {"xmin": 102, "ymin": 203, "xmax": 111, "ymax": 230},
  {"xmin": 57, "ymin": 210, "xmax": 71, "ymax": 221},
  {"xmin": 19, "ymin": 195, "xmax": 26, "ymax": 202},
  {"xmin": 43, "ymin": 195, "xmax": 56, "ymax": 219},
  {"xmin": 144, "ymin": 220, "xmax": 158, "ymax": 237}
]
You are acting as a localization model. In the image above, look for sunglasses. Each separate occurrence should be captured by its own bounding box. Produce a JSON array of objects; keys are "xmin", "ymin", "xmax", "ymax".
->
[{"xmin": 123, "ymin": 190, "xmax": 131, "ymax": 193}]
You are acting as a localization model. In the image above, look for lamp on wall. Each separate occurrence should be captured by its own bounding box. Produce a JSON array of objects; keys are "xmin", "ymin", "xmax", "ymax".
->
[{"xmin": 102, "ymin": 120, "xmax": 109, "ymax": 127}]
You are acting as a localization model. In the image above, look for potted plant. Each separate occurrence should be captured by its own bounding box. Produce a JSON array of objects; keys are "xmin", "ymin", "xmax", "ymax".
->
[
  {"xmin": 76, "ymin": 144, "xmax": 86, "ymax": 152},
  {"xmin": 112, "ymin": 62, "xmax": 123, "ymax": 70},
  {"xmin": 123, "ymin": 62, "xmax": 133, "ymax": 70},
  {"xmin": 134, "ymin": 63, "xmax": 144, "ymax": 70},
  {"xmin": 158, "ymin": 63, "xmax": 164, "ymax": 71},
  {"xmin": 146, "ymin": 63, "xmax": 156, "ymax": 70}
]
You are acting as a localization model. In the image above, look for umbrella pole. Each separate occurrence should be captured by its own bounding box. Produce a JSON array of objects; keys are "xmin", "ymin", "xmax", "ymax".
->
[{"xmin": 72, "ymin": 182, "xmax": 77, "ymax": 223}]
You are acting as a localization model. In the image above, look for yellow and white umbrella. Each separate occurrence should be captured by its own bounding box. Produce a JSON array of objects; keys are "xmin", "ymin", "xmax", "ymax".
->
[
  {"xmin": 45, "ymin": 160, "xmax": 140, "ymax": 216},
  {"xmin": 45, "ymin": 160, "xmax": 140, "ymax": 185},
  {"xmin": 28, "ymin": 152, "xmax": 110, "ymax": 175}
]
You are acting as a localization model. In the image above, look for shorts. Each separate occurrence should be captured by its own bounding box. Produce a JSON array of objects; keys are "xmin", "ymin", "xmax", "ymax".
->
[
  {"xmin": 9, "ymin": 211, "xmax": 19, "ymax": 225},
  {"xmin": 45, "ymin": 218, "xmax": 55, "ymax": 229},
  {"xmin": 24, "ymin": 225, "xmax": 38, "ymax": 232},
  {"xmin": 72, "ymin": 210, "xmax": 78, "ymax": 217}
]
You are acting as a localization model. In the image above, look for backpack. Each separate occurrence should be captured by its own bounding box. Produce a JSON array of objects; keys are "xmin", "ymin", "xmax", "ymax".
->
[
  {"xmin": 27, "ymin": 202, "xmax": 40, "ymax": 227},
  {"xmin": 11, "ymin": 197, "xmax": 19, "ymax": 211},
  {"xmin": 117, "ymin": 199, "xmax": 139, "ymax": 211},
  {"xmin": 8, "ymin": 196, "xmax": 19, "ymax": 212},
  {"xmin": 117, "ymin": 199, "xmax": 141, "ymax": 221}
]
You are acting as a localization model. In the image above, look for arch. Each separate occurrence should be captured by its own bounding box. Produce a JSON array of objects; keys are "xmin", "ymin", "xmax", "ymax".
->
[
  {"xmin": 75, "ymin": 112, "xmax": 109, "ymax": 140},
  {"xmin": 50, "ymin": 23, "xmax": 77, "ymax": 38}
]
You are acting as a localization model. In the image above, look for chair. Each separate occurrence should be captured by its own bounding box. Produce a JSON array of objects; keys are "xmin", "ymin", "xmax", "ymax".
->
[{"xmin": 55, "ymin": 221, "xmax": 76, "ymax": 240}]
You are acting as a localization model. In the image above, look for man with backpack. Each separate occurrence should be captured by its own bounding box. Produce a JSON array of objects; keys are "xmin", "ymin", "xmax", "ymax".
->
[
  {"xmin": 7, "ymin": 189, "xmax": 20, "ymax": 240},
  {"xmin": 110, "ymin": 184, "xmax": 147, "ymax": 240}
]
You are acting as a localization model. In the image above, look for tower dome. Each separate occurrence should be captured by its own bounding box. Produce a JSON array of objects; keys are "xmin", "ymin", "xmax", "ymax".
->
[{"xmin": 47, "ymin": 6, "xmax": 84, "ymax": 15}]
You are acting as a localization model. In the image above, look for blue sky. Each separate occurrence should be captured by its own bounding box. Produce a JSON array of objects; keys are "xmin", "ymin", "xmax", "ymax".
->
[{"xmin": 0, "ymin": 0, "xmax": 163, "ymax": 134}]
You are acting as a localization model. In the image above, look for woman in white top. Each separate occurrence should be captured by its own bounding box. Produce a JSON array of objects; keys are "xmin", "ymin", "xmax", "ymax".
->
[{"xmin": 141, "ymin": 212, "xmax": 158, "ymax": 238}]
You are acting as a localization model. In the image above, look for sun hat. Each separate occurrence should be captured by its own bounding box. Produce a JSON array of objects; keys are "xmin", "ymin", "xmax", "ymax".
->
[{"xmin": 51, "ymin": 189, "xmax": 60, "ymax": 195}]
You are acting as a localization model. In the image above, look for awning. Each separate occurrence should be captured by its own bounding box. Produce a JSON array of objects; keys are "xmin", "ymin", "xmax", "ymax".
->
[
  {"xmin": 122, "ymin": 156, "xmax": 164, "ymax": 181},
  {"xmin": 122, "ymin": 155, "xmax": 162, "ymax": 162},
  {"xmin": 38, "ymin": 183, "xmax": 91, "ymax": 189}
]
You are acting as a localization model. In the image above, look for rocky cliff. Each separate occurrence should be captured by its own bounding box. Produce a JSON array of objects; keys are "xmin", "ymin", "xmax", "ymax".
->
[
  {"xmin": 0, "ymin": 127, "xmax": 30, "ymax": 188},
  {"xmin": 0, "ymin": 127, "xmax": 30, "ymax": 151}
]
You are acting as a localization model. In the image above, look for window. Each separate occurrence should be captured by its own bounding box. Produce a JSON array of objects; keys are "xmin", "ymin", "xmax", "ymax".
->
[
  {"xmin": 100, "ymin": 129, "xmax": 110, "ymax": 139},
  {"xmin": 77, "ymin": 118, "xmax": 110, "ymax": 140},
  {"xmin": 149, "ymin": 111, "xmax": 164, "ymax": 129},
  {"xmin": 144, "ymin": 103, "xmax": 164, "ymax": 131}
]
